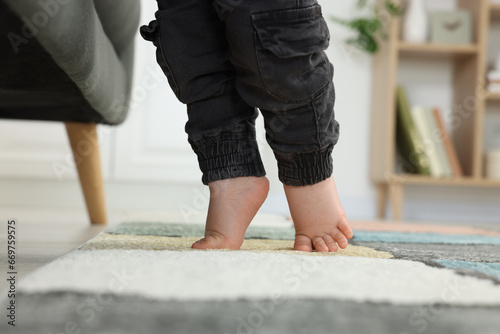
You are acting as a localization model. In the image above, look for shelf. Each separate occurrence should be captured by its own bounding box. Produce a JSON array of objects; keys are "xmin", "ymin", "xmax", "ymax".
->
[
  {"xmin": 398, "ymin": 42, "xmax": 479, "ymax": 58},
  {"xmin": 370, "ymin": 1, "xmax": 499, "ymax": 220},
  {"xmin": 486, "ymin": 92, "xmax": 500, "ymax": 101},
  {"xmin": 491, "ymin": 3, "xmax": 500, "ymax": 19},
  {"xmin": 386, "ymin": 174, "xmax": 500, "ymax": 188}
]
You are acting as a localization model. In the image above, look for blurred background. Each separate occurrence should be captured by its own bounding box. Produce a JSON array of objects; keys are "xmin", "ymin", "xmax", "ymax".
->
[{"xmin": 1, "ymin": 0, "xmax": 499, "ymax": 225}]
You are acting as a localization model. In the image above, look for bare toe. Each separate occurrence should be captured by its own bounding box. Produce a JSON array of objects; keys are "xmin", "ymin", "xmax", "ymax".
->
[
  {"xmin": 338, "ymin": 217, "xmax": 353, "ymax": 239},
  {"xmin": 294, "ymin": 235, "xmax": 313, "ymax": 252},
  {"xmin": 323, "ymin": 235, "xmax": 338, "ymax": 252},
  {"xmin": 312, "ymin": 237, "xmax": 329, "ymax": 253},
  {"xmin": 332, "ymin": 230, "xmax": 348, "ymax": 249}
]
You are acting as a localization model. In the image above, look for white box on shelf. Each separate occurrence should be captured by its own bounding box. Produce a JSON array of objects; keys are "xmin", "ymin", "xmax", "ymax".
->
[{"xmin": 485, "ymin": 150, "xmax": 500, "ymax": 180}]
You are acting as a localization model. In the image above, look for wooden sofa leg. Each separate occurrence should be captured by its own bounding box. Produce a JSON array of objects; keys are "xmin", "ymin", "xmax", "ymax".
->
[{"xmin": 65, "ymin": 122, "xmax": 107, "ymax": 225}]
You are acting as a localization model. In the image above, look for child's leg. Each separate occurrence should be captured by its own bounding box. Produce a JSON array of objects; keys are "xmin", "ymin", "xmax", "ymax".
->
[
  {"xmin": 142, "ymin": 0, "xmax": 269, "ymax": 249},
  {"xmin": 218, "ymin": 0, "xmax": 353, "ymax": 251}
]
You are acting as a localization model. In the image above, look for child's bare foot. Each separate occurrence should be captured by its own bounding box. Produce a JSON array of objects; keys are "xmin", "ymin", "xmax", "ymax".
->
[
  {"xmin": 192, "ymin": 176, "xmax": 270, "ymax": 250},
  {"xmin": 284, "ymin": 176, "xmax": 353, "ymax": 252}
]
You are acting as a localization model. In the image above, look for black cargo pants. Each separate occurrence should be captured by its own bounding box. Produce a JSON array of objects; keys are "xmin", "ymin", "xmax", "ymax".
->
[{"xmin": 140, "ymin": 0, "xmax": 339, "ymax": 186}]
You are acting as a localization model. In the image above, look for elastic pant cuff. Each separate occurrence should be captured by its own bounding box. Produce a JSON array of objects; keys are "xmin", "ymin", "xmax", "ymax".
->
[
  {"xmin": 190, "ymin": 131, "xmax": 266, "ymax": 185},
  {"xmin": 276, "ymin": 146, "xmax": 334, "ymax": 186}
]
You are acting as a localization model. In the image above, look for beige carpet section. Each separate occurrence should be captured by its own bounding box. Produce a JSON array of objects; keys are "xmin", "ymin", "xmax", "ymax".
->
[{"xmin": 80, "ymin": 233, "xmax": 393, "ymax": 259}]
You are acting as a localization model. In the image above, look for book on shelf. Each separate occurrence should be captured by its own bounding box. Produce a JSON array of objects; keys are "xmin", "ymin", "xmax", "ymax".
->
[
  {"xmin": 395, "ymin": 86, "xmax": 464, "ymax": 177},
  {"xmin": 395, "ymin": 86, "xmax": 431, "ymax": 175},
  {"xmin": 425, "ymin": 107, "xmax": 454, "ymax": 177},
  {"xmin": 432, "ymin": 108, "xmax": 463, "ymax": 177},
  {"xmin": 411, "ymin": 106, "xmax": 449, "ymax": 178}
]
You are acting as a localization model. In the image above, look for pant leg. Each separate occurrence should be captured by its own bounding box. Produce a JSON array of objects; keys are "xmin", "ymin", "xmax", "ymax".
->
[
  {"xmin": 141, "ymin": 0, "xmax": 265, "ymax": 184},
  {"xmin": 215, "ymin": 0, "xmax": 339, "ymax": 186}
]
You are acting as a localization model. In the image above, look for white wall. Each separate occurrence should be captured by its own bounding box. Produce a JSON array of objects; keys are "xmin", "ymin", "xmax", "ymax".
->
[{"xmin": 318, "ymin": 1, "xmax": 377, "ymax": 218}]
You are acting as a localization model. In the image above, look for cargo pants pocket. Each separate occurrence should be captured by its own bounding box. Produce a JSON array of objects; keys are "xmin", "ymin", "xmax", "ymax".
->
[{"xmin": 251, "ymin": 5, "xmax": 332, "ymax": 104}]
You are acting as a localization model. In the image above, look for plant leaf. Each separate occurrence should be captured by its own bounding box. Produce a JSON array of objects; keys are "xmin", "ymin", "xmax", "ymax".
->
[
  {"xmin": 385, "ymin": 1, "xmax": 403, "ymax": 15},
  {"xmin": 330, "ymin": 0, "xmax": 401, "ymax": 54}
]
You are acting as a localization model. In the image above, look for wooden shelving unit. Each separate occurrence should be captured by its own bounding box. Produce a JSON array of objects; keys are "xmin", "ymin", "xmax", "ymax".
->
[
  {"xmin": 398, "ymin": 42, "xmax": 479, "ymax": 57},
  {"xmin": 491, "ymin": 2, "xmax": 500, "ymax": 19},
  {"xmin": 487, "ymin": 93, "xmax": 500, "ymax": 101},
  {"xmin": 370, "ymin": 0, "xmax": 499, "ymax": 220},
  {"xmin": 387, "ymin": 174, "xmax": 500, "ymax": 188}
]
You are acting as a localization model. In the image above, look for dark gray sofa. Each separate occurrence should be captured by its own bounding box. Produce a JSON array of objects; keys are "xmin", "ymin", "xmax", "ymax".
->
[{"xmin": 0, "ymin": 0, "xmax": 141, "ymax": 223}]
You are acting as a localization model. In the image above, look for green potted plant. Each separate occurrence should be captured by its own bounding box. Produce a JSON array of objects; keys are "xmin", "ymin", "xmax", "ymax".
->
[{"xmin": 331, "ymin": 0, "xmax": 403, "ymax": 54}]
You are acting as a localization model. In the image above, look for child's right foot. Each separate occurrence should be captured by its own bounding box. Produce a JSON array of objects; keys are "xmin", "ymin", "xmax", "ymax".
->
[
  {"xmin": 284, "ymin": 176, "xmax": 353, "ymax": 252},
  {"xmin": 192, "ymin": 176, "xmax": 270, "ymax": 250}
]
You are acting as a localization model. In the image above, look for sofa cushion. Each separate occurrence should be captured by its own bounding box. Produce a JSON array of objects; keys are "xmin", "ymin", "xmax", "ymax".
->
[{"xmin": 0, "ymin": 0, "xmax": 140, "ymax": 124}]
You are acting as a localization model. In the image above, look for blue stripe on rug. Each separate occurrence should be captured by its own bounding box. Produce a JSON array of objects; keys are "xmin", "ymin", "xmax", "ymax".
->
[
  {"xmin": 435, "ymin": 260, "xmax": 500, "ymax": 280},
  {"xmin": 352, "ymin": 231, "xmax": 500, "ymax": 245}
]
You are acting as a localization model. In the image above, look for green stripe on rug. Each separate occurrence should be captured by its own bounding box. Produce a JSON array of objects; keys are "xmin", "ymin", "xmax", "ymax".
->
[
  {"xmin": 107, "ymin": 222, "xmax": 296, "ymax": 240},
  {"xmin": 107, "ymin": 222, "xmax": 500, "ymax": 245}
]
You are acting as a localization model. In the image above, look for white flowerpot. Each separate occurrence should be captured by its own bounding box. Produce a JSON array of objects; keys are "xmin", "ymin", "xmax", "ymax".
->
[{"xmin": 403, "ymin": 0, "xmax": 429, "ymax": 43}]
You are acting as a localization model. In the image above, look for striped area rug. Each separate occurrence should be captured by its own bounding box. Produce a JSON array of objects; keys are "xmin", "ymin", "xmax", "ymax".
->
[{"xmin": 2, "ymin": 220, "xmax": 500, "ymax": 334}]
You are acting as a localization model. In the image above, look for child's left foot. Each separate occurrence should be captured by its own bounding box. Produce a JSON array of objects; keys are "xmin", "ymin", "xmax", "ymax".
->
[
  {"xmin": 284, "ymin": 176, "xmax": 353, "ymax": 252},
  {"xmin": 192, "ymin": 176, "xmax": 270, "ymax": 250}
]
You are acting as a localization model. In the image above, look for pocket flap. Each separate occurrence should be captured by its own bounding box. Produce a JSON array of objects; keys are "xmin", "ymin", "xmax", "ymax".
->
[
  {"xmin": 252, "ymin": 5, "xmax": 330, "ymax": 58},
  {"xmin": 140, "ymin": 20, "xmax": 159, "ymax": 43}
]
